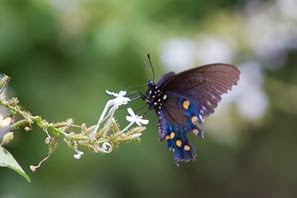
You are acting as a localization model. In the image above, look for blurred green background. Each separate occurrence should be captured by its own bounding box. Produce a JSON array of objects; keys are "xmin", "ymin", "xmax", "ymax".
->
[{"xmin": 1, "ymin": 0, "xmax": 297, "ymax": 197}]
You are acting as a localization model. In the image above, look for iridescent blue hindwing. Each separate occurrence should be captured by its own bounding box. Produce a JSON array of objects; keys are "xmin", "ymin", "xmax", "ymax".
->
[
  {"xmin": 158, "ymin": 94, "xmax": 205, "ymax": 164},
  {"xmin": 158, "ymin": 109, "xmax": 197, "ymax": 163}
]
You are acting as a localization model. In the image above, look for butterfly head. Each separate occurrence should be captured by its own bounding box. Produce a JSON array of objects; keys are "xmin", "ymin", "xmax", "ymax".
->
[{"xmin": 148, "ymin": 80, "xmax": 154, "ymax": 87}]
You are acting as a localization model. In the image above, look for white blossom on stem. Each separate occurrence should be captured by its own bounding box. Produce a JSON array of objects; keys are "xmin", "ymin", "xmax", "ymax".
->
[
  {"xmin": 126, "ymin": 108, "xmax": 149, "ymax": 126},
  {"xmin": 0, "ymin": 113, "xmax": 11, "ymax": 127},
  {"xmin": 74, "ymin": 149, "xmax": 84, "ymax": 159},
  {"xmin": 118, "ymin": 108, "xmax": 149, "ymax": 135},
  {"xmin": 106, "ymin": 90, "xmax": 131, "ymax": 108},
  {"xmin": 91, "ymin": 90, "xmax": 131, "ymax": 137}
]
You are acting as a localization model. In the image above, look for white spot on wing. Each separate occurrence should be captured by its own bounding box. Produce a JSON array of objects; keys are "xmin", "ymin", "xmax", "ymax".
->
[{"xmin": 198, "ymin": 114, "xmax": 204, "ymax": 123}]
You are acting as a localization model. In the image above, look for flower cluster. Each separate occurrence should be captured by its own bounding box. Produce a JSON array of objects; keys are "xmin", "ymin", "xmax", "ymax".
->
[{"xmin": 0, "ymin": 74, "xmax": 149, "ymax": 174}]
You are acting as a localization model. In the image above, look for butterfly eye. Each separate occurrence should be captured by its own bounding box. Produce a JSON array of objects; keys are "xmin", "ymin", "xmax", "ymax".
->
[{"xmin": 148, "ymin": 80, "xmax": 154, "ymax": 87}]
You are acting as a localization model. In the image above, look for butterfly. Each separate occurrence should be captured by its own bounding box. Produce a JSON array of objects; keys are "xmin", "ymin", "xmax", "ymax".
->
[{"xmin": 142, "ymin": 62, "xmax": 240, "ymax": 164}]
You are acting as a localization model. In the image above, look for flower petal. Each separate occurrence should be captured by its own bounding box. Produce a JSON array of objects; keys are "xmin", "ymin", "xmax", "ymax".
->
[
  {"xmin": 127, "ymin": 108, "xmax": 135, "ymax": 117},
  {"xmin": 106, "ymin": 90, "xmax": 117, "ymax": 97},
  {"xmin": 139, "ymin": 119, "xmax": 149, "ymax": 125},
  {"xmin": 119, "ymin": 91, "xmax": 127, "ymax": 96},
  {"xmin": 135, "ymin": 119, "xmax": 141, "ymax": 126},
  {"xmin": 74, "ymin": 151, "xmax": 84, "ymax": 159},
  {"xmin": 121, "ymin": 97, "xmax": 131, "ymax": 105},
  {"xmin": 0, "ymin": 117, "xmax": 11, "ymax": 127},
  {"xmin": 126, "ymin": 116, "xmax": 134, "ymax": 123}
]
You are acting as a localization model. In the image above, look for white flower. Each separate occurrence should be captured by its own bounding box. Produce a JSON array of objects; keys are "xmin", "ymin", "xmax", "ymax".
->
[
  {"xmin": 106, "ymin": 90, "xmax": 125, "ymax": 97},
  {"xmin": 74, "ymin": 149, "xmax": 84, "ymax": 159},
  {"xmin": 126, "ymin": 108, "xmax": 149, "ymax": 126},
  {"xmin": 116, "ymin": 108, "xmax": 149, "ymax": 136},
  {"xmin": 106, "ymin": 90, "xmax": 131, "ymax": 108},
  {"xmin": 0, "ymin": 113, "xmax": 11, "ymax": 127},
  {"xmin": 91, "ymin": 90, "xmax": 131, "ymax": 137}
]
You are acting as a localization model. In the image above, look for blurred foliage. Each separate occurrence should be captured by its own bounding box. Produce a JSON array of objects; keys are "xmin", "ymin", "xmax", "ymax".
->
[{"xmin": 0, "ymin": 0, "xmax": 297, "ymax": 198}]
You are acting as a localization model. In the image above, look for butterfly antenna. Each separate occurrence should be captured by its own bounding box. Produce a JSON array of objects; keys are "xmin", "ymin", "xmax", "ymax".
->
[
  {"xmin": 142, "ymin": 108, "xmax": 151, "ymax": 117},
  {"xmin": 144, "ymin": 60, "xmax": 154, "ymax": 80},
  {"xmin": 126, "ymin": 90, "xmax": 142, "ymax": 97},
  {"xmin": 125, "ymin": 54, "xmax": 156, "ymax": 92},
  {"xmin": 118, "ymin": 94, "xmax": 142, "ymax": 110},
  {"xmin": 133, "ymin": 103, "xmax": 148, "ymax": 114},
  {"xmin": 147, "ymin": 53, "xmax": 155, "ymax": 80},
  {"xmin": 125, "ymin": 83, "xmax": 147, "ymax": 92},
  {"xmin": 121, "ymin": 91, "xmax": 146, "ymax": 108}
]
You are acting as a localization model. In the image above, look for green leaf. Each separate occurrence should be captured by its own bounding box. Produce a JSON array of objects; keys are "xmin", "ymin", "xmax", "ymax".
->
[{"xmin": 0, "ymin": 146, "xmax": 31, "ymax": 182}]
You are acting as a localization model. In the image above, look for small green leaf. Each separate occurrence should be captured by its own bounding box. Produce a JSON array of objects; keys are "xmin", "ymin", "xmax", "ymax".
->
[{"xmin": 0, "ymin": 146, "xmax": 31, "ymax": 182}]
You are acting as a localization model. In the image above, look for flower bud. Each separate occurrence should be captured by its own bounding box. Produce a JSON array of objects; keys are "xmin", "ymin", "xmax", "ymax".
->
[
  {"xmin": 30, "ymin": 165, "xmax": 36, "ymax": 172},
  {"xmin": 45, "ymin": 137, "xmax": 51, "ymax": 144},
  {"xmin": 0, "ymin": 132, "xmax": 14, "ymax": 146}
]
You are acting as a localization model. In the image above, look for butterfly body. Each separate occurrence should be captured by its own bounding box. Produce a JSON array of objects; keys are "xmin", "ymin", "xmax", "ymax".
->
[
  {"xmin": 143, "ymin": 63, "xmax": 240, "ymax": 164},
  {"xmin": 144, "ymin": 80, "xmax": 166, "ymax": 110}
]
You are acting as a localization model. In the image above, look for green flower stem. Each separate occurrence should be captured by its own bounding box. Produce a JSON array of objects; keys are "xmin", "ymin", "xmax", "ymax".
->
[
  {"xmin": 0, "ymin": 74, "xmax": 146, "ymax": 172},
  {"xmin": 0, "ymin": 97, "xmax": 70, "ymax": 138}
]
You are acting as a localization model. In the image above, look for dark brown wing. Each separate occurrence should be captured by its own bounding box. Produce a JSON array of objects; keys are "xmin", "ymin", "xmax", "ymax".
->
[
  {"xmin": 162, "ymin": 95, "xmax": 186, "ymax": 125},
  {"xmin": 159, "ymin": 63, "xmax": 240, "ymax": 117}
]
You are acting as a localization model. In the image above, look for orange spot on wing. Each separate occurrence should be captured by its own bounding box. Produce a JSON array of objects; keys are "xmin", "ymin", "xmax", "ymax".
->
[
  {"xmin": 170, "ymin": 132, "xmax": 175, "ymax": 139},
  {"xmin": 183, "ymin": 100, "xmax": 190, "ymax": 109},
  {"xmin": 184, "ymin": 145, "xmax": 191, "ymax": 151},
  {"xmin": 176, "ymin": 139, "xmax": 182, "ymax": 147},
  {"xmin": 191, "ymin": 116, "xmax": 198, "ymax": 124}
]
